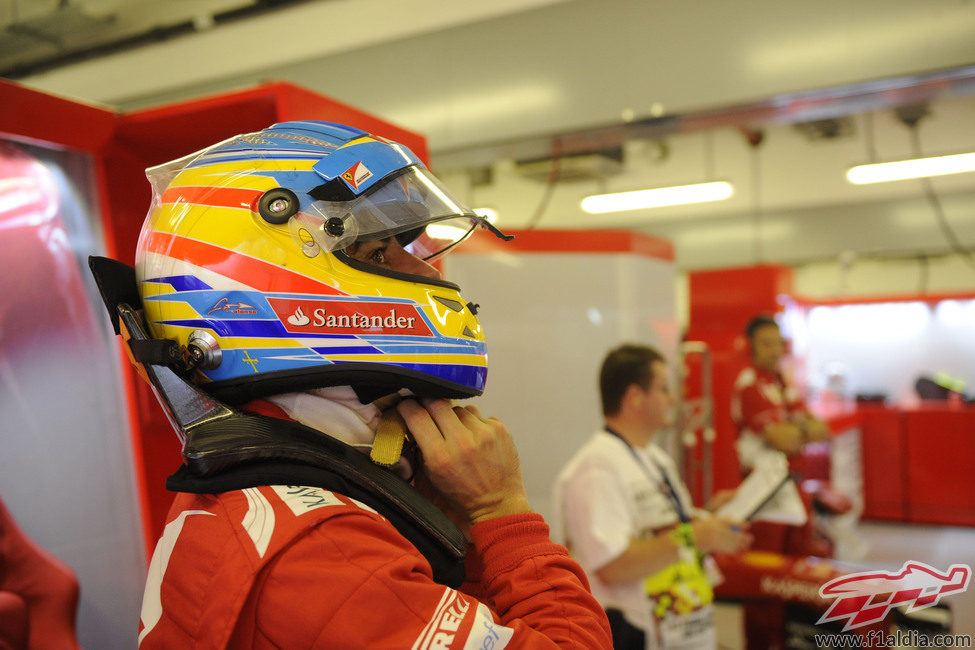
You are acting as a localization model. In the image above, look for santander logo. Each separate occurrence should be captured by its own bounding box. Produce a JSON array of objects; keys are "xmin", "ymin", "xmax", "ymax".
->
[
  {"xmin": 268, "ymin": 298, "xmax": 432, "ymax": 337},
  {"xmin": 287, "ymin": 306, "xmax": 311, "ymax": 326}
]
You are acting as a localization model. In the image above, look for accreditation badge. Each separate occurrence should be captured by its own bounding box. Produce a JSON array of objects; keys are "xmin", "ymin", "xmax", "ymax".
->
[{"xmin": 643, "ymin": 523, "xmax": 716, "ymax": 648}]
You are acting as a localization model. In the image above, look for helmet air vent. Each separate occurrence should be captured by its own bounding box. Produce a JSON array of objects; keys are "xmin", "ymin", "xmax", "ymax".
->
[
  {"xmin": 258, "ymin": 188, "xmax": 300, "ymax": 224},
  {"xmin": 433, "ymin": 296, "xmax": 464, "ymax": 312}
]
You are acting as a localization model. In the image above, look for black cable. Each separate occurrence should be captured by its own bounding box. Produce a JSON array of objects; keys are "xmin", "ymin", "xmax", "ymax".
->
[
  {"xmin": 750, "ymin": 144, "xmax": 764, "ymax": 262},
  {"xmin": 917, "ymin": 253, "xmax": 929, "ymax": 293},
  {"xmin": 524, "ymin": 138, "xmax": 562, "ymax": 230},
  {"xmin": 863, "ymin": 112, "xmax": 879, "ymax": 163},
  {"xmin": 906, "ymin": 126, "xmax": 975, "ymax": 270},
  {"xmin": 704, "ymin": 130, "xmax": 716, "ymax": 179}
]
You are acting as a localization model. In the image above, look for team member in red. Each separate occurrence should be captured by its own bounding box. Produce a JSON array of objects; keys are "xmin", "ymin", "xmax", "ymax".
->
[
  {"xmin": 730, "ymin": 315, "xmax": 829, "ymax": 469},
  {"xmin": 92, "ymin": 121, "xmax": 611, "ymax": 649},
  {"xmin": 730, "ymin": 314, "xmax": 842, "ymax": 562}
]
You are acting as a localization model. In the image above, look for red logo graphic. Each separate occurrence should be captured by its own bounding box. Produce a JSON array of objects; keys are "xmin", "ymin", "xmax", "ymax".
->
[
  {"xmin": 818, "ymin": 561, "xmax": 971, "ymax": 631},
  {"xmin": 340, "ymin": 161, "xmax": 373, "ymax": 190},
  {"xmin": 268, "ymin": 298, "xmax": 432, "ymax": 337}
]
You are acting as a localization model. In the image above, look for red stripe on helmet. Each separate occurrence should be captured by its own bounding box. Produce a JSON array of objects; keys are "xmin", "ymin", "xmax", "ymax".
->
[
  {"xmin": 143, "ymin": 231, "xmax": 348, "ymax": 296},
  {"xmin": 160, "ymin": 185, "xmax": 264, "ymax": 210}
]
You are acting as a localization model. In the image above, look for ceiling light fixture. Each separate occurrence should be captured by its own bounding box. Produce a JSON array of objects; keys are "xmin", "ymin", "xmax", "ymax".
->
[
  {"xmin": 580, "ymin": 181, "xmax": 733, "ymax": 213},
  {"xmin": 846, "ymin": 152, "xmax": 975, "ymax": 184}
]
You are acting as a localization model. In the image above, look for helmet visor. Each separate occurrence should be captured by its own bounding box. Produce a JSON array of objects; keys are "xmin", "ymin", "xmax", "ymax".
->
[{"xmin": 290, "ymin": 166, "xmax": 484, "ymax": 260}]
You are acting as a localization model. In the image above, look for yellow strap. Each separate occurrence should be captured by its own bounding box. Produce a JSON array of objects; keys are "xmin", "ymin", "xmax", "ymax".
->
[{"xmin": 370, "ymin": 408, "xmax": 409, "ymax": 467}]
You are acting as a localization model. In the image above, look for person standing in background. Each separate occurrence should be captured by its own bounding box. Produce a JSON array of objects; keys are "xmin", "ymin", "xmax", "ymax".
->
[
  {"xmin": 555, "ymin": 343, "xmax": 751, "ymax": 649},
  {"xmin": 731, "ymin": 314, "xmax": 830, "ymax": 470}
]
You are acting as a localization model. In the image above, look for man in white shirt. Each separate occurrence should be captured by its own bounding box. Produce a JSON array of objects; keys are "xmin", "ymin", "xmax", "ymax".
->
[{"xmin": 555, "ymin": 344, "xmax": 752, "ymax": 649}]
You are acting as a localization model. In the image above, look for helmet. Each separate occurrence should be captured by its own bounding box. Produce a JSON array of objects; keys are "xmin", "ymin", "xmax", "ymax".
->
[{"xmin": 135, "ymin": 121, "xmax": 502, "ymax": 404}]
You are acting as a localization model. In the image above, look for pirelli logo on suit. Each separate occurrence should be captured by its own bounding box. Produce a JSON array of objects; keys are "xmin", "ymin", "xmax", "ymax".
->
[{"xmin": 412, "ymin": 588, "xmax": 514, "ymax": 650}]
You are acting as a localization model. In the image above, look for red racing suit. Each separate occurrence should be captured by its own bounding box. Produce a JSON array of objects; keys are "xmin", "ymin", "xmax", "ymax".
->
[
  {"xmin": 138, "ymin": 484, "xmax": 612, "ymax": 649},
  {"xmin": 730, "ymin": 363, "xmax": 809, "ymax": 470},
  {"xmin": 730, "ymin": 363, "xmax": 827, "ymax": 557},
  {"xmin": 731, "ymin": 363, "xmax": 807, "ymax": 438}
]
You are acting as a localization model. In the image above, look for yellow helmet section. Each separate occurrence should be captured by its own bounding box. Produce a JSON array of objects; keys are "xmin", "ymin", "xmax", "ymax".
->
[{"xmin": 134, "ymin": 121, "xmax": 489, "ymax": 404}]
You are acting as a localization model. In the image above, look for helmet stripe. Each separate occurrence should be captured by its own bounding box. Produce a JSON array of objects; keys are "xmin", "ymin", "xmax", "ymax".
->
[
  {"xmin": 142, "ymin": 231, "xmax": 348, "ymax": 296},
  {"xmin": 160, "ymin": 185, "xmax": 263, "ymax": 209}
]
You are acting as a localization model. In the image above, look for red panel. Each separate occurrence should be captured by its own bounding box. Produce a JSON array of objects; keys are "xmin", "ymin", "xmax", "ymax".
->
[
  {"xmin": 114, "ymin": 81, "xmax": 429, "ymax": 167},
  {"xmin": 686, "ymin": 265, "xmax": 794, "ymax": 496},
  {"xmin": 0, "ymin": 79, "xmax": 115, "ymax": 151},
  {"xmin": 6, "ymin": 80, "xmax": 434, "ymax": 559},
  {"xmin": 106, "ymin": 82, "xmax": 434, "ymax": 555},
  {"xmin": 105, "ymin": 81, "xmax": 434, "ymax": 264},
  {"xmin": 905, "ymin": 407, "xmax": 975, "ymax": 526},
  {"xmin": 858, "ymin": 405, "xmax": 907, "ymax": 521},
  {"xmin": 688, "ymin": 264, "xmax": 793, "ymax": 339},
  {"xmin": 455, "ymin": 228, "xmax": 674, "ymax": 260}
]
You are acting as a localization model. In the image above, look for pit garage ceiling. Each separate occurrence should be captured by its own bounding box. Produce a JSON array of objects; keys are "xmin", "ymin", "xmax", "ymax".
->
[{"xmin": 5, "ymin": 0, "xmax": 975, "ymax": 272}]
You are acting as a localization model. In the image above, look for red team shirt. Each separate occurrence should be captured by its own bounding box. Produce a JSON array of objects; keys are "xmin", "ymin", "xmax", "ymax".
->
[
  {"xmin": 730, "ymin": 363, "xmax": 808, "ymax": 467},
  {"xmin": 138, "ymin": 484, "xmax": 612, "ymax": 649}
]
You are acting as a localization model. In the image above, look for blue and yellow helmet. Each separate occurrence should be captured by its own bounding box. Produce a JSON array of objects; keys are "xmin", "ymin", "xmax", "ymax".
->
[{"xmin": 135, "ymin": 121, "xmax": 501, "ymax": 404}]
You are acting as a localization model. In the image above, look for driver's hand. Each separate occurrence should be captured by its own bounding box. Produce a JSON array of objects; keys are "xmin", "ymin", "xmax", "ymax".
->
[{"xmin": 397, "ymin": 399, "xmax": 532, "ymax": 525}]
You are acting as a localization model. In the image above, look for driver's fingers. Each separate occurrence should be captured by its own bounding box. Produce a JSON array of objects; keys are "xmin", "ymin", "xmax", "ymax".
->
[{"xmin": 397, "ymin": 399, "xmax": 447, "ymax": 448}]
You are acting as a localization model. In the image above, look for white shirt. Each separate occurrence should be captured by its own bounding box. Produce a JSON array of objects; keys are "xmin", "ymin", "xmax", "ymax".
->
[{"xmin": 553, "ymin": 430, "xmax": 710, "ymax": 649}]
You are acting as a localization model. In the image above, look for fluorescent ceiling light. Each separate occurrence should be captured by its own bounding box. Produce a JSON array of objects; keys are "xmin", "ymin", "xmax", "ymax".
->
[
  {"xmin": 846, "ymin": 152, "xmax": 975, "ymax": 184},
  {"xmin": 581, "ymin": 181, "xmax": 733, "ymax": 214}
]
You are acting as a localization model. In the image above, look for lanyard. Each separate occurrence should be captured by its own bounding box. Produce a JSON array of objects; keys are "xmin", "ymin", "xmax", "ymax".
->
[{"xmin": 604, "ymin": 426, "xmax": 690, "ymax": 524}]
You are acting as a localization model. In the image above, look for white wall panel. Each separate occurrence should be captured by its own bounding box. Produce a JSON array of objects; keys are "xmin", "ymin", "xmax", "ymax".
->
[{"xmin": 444, "ymin": 245, "xmax": 676, "ymax": 521}]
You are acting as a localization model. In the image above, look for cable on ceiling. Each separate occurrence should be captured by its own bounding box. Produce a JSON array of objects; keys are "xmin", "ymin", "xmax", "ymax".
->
[
  {"xmin": 897, "ymin": 105, "xmax": 975, "ymax": 271},
  {"xmin": 524, "ymin": 136, "xmax": 562, "ymax": 230}
]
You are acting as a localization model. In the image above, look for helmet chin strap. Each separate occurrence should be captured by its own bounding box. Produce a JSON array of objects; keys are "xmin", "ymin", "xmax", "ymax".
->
[
  {"xmin": 264, "ymin": 387, "xmax": 414, "ymax": 473},
  {"xmin": 371, "ymin": 408, "xmax": 409, "ymax": 467}
]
